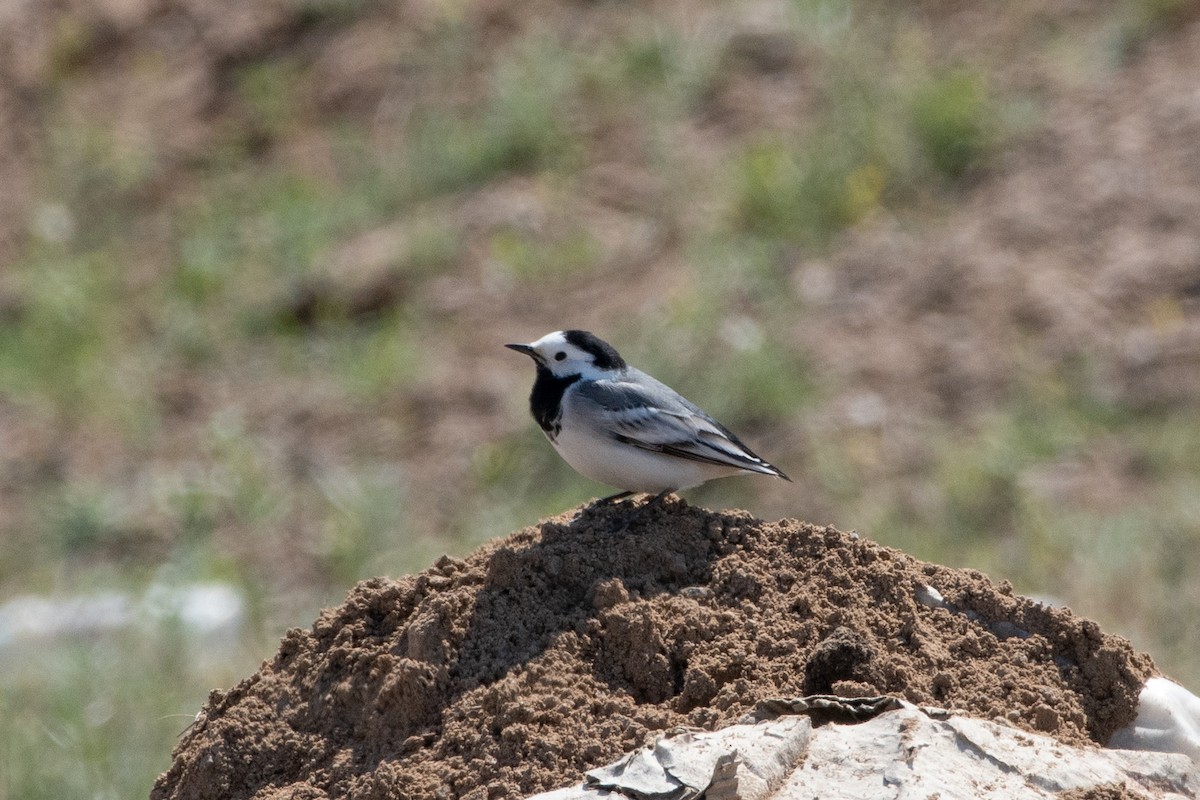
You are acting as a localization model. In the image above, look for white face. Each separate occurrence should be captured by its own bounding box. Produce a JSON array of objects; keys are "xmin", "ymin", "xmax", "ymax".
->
[
  {"xmin": 508, "ymin": 330, "xmax": 617, "ymax": 379},
  {"xmin": 531, "ymin": 331, "xmax": 605, "ymax": 378}
]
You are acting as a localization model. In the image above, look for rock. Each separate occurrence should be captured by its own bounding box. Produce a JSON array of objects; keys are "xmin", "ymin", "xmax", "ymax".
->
[{"xmin": 530, "ymin": 699, "xmax": 1199, "ymax": 800}]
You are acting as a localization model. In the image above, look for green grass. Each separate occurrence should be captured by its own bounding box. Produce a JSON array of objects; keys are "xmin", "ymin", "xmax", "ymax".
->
[
  {"xmin": 734, "ymin": 135, "xmax": 878, "ymax": 244},
  {"xmin": 0, "ymin": 250, "xmax": 116, "ymax": 411},
  {"xmin": 731, "ymin": 64, "xmax": 1003, "ymax": 245},
  {"xmin": 315, "ymin": 465, "xmax": 411, "ymax": 585},
  {"xmin": 488, "ymin": 223, "xmax": 602, "ymax": 285},
  {"xmin": 470, "ymin": 422, "xmax": 612, "ymax": 538},
  {"xmin": 395, "ymin": 36, "xmax": 584, "ymax": 201},
  {"xmin": 44, "ymin": 483, "xmax": 141, "ymax": 559},
  {"xmin": 911, "ymin": 68, "xmax": 998, "ymax": 181},
  {"xmin": 1109, "ymin": 0, "xmax": 1197, "ymax": 61},
  {"xmin": 234, "ymin": 59, "xmax": 307, "ymax": 145},
  {"xmin": 0, "ymin": 616, "xmax": 258, "ymax": 800},
  {"xmin": 723, "ymin": 1, "xmax": 1009, "ymax": 245}
]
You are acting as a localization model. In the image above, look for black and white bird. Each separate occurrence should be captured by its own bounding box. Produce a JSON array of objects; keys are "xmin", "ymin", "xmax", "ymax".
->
[{"xmin": 506, "ymin": 330, "xmax": 790, "ymax": 505}]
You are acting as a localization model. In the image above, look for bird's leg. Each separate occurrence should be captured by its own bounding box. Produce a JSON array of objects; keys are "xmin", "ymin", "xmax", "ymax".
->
[
  {"xmin": 578, "ymin": 490, "xmax": 635, "ymax": 524},
  {"xmin": 640, "ymin": 489, "xmax": 674, "ymax": 513},
  {"xmin": 596, "ymin": 490, "xmax": 635, "ymax": 505},
  {"xmin": 607, "ymin": 488, "xmax": 675, "ymax": 533}
]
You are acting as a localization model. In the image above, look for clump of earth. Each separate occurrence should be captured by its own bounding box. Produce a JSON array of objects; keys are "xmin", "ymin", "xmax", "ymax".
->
[{"xmin": 152, "ymin": 500, "xmax": 1155, "ymax": 800}]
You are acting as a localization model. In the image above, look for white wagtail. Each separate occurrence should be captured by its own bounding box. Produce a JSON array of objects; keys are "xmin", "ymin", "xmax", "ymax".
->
[{"xmin": 506, "ymin": 330, "xmax": 790, "ymax": 507}]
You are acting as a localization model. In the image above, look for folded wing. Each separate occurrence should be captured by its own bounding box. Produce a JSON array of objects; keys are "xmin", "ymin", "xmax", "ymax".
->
[{"xmin": 573, "ymin": 373, "xmax": 790, "ymax": 480}]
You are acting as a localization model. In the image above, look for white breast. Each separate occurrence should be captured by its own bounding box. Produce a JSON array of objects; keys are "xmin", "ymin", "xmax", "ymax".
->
[{"xmin": 549, "ymin": 419, "xmax": 745, "ymax": 493}]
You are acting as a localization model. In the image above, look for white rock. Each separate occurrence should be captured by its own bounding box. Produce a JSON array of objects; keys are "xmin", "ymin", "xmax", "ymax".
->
[
  {"xmin": 1110, "ymin": 677, "xmax": 1200, "ymax": 765},
  {"xmin": 529, "ymin": 700, "xmax": 1199, "ymax": 800}
]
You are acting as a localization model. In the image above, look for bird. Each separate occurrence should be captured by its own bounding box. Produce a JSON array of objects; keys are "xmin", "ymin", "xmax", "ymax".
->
[{"xmin": 506, "ymin": 330, "xmax": 790, "ymax": 508}]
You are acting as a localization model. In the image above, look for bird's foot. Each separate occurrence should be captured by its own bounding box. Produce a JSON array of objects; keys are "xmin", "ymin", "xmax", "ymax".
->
[
  {"xmin": 607, "ymin": 489, "xmax": 675, "ymax": 533},
  {"xmin": 640, "ymin": 489, "xmax": 674, "ymax": 514},
  {"xmin": 580, "ymin": 490, "xmax": 632, "ymax": 516},
  {"xmin": 594, "ymin": 490, "xmax": 635, "ymax": 506},
  {"xmin": 574, "ymin": 491, "xmax": 634, "ymax": 525}
]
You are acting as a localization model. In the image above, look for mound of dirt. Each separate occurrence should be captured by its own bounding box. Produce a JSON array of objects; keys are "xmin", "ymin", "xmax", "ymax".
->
[{"xmin": 152, "ymin": 500, "xmax": 1156, "ymax": 800}]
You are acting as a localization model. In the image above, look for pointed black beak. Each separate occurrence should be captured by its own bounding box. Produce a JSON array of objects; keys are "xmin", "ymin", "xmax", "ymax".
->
[{"xmin": 505, "ymin": 343, "xmax": 536, "ymax": 358}]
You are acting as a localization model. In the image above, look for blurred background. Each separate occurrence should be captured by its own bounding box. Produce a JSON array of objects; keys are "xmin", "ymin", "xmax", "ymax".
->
[{"xmin": 1, "ymin": 0, "xmax": 1199, "ymax": 796}]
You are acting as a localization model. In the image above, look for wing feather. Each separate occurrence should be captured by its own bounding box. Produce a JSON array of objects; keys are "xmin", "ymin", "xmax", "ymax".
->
[{"xmin": 572, "ymin": 373, "xmax": 789, "ymax": 479}]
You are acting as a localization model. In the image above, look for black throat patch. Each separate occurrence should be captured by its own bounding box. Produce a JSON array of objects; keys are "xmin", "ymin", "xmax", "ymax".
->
[{"xmin": 530, "ymin": 366, "xmax": 580, "ymax": 441}]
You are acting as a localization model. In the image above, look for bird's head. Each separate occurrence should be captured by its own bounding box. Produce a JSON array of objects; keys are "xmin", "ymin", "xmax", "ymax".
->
[{"xmin": 505, "ymin": 330, "xmax": 627, "ymax": 379}]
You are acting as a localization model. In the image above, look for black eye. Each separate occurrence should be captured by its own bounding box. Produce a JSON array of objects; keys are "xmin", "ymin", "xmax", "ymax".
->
[{"xmin": 554, "ymin": 352, "xmax": 567, "ymax": 361}]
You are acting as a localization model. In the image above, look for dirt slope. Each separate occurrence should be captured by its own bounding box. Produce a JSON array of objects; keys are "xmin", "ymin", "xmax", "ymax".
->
[{"xmin": 152, "ymin": 500, "xmax": 1155, "ymax": 800}]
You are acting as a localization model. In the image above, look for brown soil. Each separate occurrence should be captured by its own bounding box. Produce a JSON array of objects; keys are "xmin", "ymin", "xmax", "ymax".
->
[
  {"xmin": 152, "ymin": 500, "xmax": 1155, "ymax": 800},
  {"xmin": 1058, "ymin": 785, "xmax": 1152, "ymax": 800}
]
